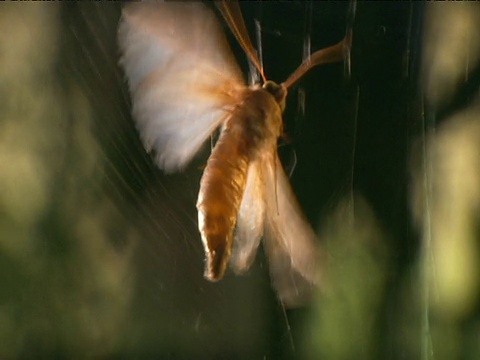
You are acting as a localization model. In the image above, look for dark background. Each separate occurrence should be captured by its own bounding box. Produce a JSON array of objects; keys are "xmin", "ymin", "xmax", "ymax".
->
[{"xmin": 1, "ymin": 1, "xmax": 479, "ymax": 359}]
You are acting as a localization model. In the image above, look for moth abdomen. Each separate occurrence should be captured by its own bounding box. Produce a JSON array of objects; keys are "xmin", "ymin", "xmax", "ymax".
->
[{"xmin": 197, "ymin": 117, "xmax": 250, "ymax": 281}]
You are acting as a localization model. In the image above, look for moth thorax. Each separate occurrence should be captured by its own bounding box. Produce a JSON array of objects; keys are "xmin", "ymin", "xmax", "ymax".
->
[{"xmin": 262, "ymin": 80, "xmax": 287, "ymax": 112}]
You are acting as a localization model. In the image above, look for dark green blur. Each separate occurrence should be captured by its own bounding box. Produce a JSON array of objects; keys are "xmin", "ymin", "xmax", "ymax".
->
[{"xmin": 0, "ymin": 2, "xmax": 479, "ymax": 359}]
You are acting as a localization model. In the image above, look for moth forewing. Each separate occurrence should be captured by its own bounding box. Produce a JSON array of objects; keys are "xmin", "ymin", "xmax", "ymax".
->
[
  {"xmin": 230, "ymin": 160, "xmax": 266, "ymax": 274},
  {"xmin": 262, "ymin": 153, "xmax": 320, "ymax": 306},
  {"xmin": 118, "ymin": 2, "xmax": 245, "ymax": 173}
]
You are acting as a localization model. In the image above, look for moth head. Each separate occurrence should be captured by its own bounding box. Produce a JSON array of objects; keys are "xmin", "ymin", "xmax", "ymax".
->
[{"xmin": 262, "ymin": 80, "xmax": 287, "ymax": 112}]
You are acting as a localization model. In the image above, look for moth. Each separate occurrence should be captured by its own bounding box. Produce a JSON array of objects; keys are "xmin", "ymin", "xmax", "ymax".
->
[{"xmin": 118, "ymin": 1, "xmax": 350, "ymax": 306}]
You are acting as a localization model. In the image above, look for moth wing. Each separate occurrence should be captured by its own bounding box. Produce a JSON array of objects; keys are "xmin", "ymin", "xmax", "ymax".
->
[
  {"xmin": 230, "ymin": 161, "xmax": 265, "ymax": 274},
  {"xmin": 118, "ymin": 2, "xmax": 245, "ymax": 172},
  {"xmin": 262, "ymin": 153, "xmax": 320, "ymax": 307}
]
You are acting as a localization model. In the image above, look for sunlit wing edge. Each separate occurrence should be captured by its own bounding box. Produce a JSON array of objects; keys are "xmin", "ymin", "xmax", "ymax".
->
[
  {"xmin": 230, "ymin": 160, "xmax": 265, "ymax": 274},
  {"xmin": 118, "ymin": 2, "xmax": 246, "ymax": 172},
  {"xmin": 262, "ymin": 153, "xmax": 320, "ymax": 307}
]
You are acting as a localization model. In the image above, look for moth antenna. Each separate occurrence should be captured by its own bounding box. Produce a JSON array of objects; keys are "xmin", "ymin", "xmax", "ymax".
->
[
  {"xmin": 282, "ymin": 31, "xmax": 352, "ymax": 89},
  {"xmin": 217, "ymin": 0, "xmax": 267, "ymax": 82}
]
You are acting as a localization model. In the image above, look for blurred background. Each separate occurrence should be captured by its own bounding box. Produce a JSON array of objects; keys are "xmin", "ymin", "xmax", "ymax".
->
[{"xmin": 0, "ymin": 1, "xmax": 479, "ymax": 359}]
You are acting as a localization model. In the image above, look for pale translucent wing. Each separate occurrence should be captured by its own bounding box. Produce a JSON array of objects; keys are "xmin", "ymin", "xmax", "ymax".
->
[
  {"xmin": 262, "ymin": 153, "xmax": 320, "ymax": 307},
  {"xmin": 230, "ymin": 161, "xmax": 265, "ymax": 274},
  {"xmin": 118, "ymin": 2, "xmax": 245, "ymax": 172}
]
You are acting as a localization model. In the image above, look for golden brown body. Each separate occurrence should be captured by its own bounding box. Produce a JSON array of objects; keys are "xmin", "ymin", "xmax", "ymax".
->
[
  {"xmin": 197, "ymin": 86, "xmax": 283, "ymax": 280},
  {"xmin": 119, "ymin": 1, "xmax": 349, "ymax": 305}
]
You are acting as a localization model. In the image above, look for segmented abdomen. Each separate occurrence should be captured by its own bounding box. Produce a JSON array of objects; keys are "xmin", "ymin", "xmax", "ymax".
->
[
  {"xmin": 196, "ymin": 116, "xmax": 250, "ymax": 281},
  {"xmin": 196, "ymin": 87, "xmax": 282, "ymax": 281}
]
